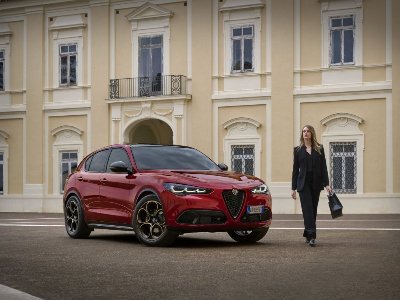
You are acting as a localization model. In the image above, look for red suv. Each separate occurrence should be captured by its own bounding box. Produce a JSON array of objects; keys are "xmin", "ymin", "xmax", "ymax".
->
[{"xmin": 63, "ymin": 144, "xmax": 272, "ymax": 246}]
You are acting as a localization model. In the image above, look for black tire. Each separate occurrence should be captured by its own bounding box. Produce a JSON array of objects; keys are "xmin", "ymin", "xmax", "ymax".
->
[
  {"xmin": 64, "ymin": 195, "xmax": 92, "ymax": 239},
  {"xmin": 133, "ymin": 195, "xmax": 179, "ymax": 247},
  {"xmin": 228, "ymin": 227, "xmax": 269, "ymax": 243}
]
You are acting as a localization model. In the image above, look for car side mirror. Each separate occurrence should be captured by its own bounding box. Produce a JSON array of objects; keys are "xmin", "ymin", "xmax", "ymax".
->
[
  {"xmin": 110, "ymin": 161, "xmax": 133, "ymax": 174},
  {"xmin": 218, "ymin": 163, "xmax": 228, "ymax": 171}
]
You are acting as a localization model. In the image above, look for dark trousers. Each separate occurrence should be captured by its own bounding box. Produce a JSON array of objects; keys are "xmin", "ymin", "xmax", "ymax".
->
[{"xmin": 299, "ymin": 172, "xmax": 321, "ymax": 239}]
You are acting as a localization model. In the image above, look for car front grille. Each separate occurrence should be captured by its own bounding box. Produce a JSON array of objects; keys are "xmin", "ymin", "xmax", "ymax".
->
[{"xmin": 222, "ymin": 190, "xmax": 245, "ymax": 219}]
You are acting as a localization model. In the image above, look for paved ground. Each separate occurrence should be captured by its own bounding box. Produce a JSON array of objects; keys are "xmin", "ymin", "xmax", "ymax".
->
[{"xmin": 0, "ymin": 213, "xmax": 399, "ymax": 300}]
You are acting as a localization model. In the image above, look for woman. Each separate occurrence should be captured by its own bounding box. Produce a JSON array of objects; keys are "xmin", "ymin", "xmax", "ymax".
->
[{"xmin": 291, "ymin": 125, "xmax": 331, "ymax": 246}]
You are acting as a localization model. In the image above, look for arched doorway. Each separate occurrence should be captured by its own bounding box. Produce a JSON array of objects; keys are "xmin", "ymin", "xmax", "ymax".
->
[{"xmin": 126, "ymin": 119, "xmax": 173, "ymax": 145}]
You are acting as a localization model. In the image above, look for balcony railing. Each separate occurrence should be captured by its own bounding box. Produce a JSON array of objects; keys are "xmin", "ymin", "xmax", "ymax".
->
[{"xmin": 109, "ymin": 75, "xmax": 187, "ymax": 99}]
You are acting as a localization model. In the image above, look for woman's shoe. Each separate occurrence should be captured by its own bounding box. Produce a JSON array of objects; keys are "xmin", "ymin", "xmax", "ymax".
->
[
  {"xmin": 309, "ymin": 239, "xmax": 316, "ymax": 247},
  {"xmin": 305, "ymin": 238, "xmax": 311, "ymax": 244}
]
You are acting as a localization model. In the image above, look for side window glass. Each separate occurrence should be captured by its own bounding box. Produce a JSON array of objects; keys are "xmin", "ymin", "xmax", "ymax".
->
[
  {"xmin": 88, "ymin": 149, "xmax": 111, "ymax": 173},
  {"xmin": 84, "ymin": 155, "xmax": 93, "ymax": 171},
  {"xmin": 107, "ymin": 148, "xmax": 132, "ymax": 172}
]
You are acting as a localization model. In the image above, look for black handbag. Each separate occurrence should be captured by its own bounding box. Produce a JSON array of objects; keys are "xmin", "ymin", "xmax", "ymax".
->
[{"xmin": 328, "ymin": 192, "xmax": 343, "ymax": 219}]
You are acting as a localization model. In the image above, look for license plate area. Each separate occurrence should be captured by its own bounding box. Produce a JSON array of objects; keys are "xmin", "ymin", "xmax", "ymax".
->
[{"xmin": 247, "ymin": 205, "xmax": 264, "ymax": 214}]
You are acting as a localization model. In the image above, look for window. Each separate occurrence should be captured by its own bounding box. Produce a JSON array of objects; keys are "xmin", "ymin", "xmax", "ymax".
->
[
  {"xmin": 88, "ymin": 149, "xmax": 111, "ymax": 173},
  {"xmin": 139, "ymin": 35, "xmax": 163, "ymax": 96},
  {"xmin": 59, "ymin": 44, "xmax": 77, "ymax": 86},
  {"xmin": 0, "ymin": 50, "xmax": 4, "ymax": 91},
  {"xmin": 231, "ymin": 145, "xmax": 255, "ymax": 176},
  {"xmin": 330, "ymin": 16, "xmax": 355, "ymax": 65},
  {"xmin": 0, "ymin": 152, "xmax": 3, "ymax": 194},
  {"xmin": 330, "ymin": 142, "xmax": 357, "ymax": 194},
  {"xmin": 106, "ymin": 148, "xmax": 132, "ymax": 172},
  {"xmin": 60, "ymin": 151, "xmax": 78, "ymax": 193},
  {"xmin": 231, "ymin": 26, "xmax": 254, "ymax": 73}
]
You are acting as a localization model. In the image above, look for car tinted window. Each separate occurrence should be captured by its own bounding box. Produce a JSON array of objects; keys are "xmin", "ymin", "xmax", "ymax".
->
[
  {"xmin": 84, "ymin": 155, "xmax": 93, "ymax": 171},
  {"xmin": 106, "ymin": 148, "xmax": 132, "ymax": 172},
  {"xmin": 88, "ymin": 149, "xmax": 111, "ymax": 173},
  {"xmin": 131, "ymin": 146, "xmax": 220, "ymax": 170}
]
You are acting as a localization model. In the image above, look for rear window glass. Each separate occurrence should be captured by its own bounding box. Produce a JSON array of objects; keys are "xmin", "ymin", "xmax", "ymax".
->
[{"xmin": 131, "ymin": 146, "xmax": 220, "ymax": 171}]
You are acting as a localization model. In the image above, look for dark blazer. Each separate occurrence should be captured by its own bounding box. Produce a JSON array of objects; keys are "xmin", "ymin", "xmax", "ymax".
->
[{"xmin": 291, "ymin": 145, "xmax": 329, "ymax": 192}]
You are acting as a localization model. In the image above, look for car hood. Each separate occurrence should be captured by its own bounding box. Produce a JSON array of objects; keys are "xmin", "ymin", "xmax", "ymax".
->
[{"xmin": 158, "ymin": 170, "xmax": 264, "ymax": 189}]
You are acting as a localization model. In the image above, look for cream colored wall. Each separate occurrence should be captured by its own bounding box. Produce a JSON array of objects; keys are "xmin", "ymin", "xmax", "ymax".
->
[
  {"xmin": 300, "ymin": 99, "xmax": 386, "ymax": 193},
  {"xmin": 218, "ymin": 105, "xmax": 267, "ymax": 179},
  {"xmin": 189, "ymin": 0, "xmax": 212, "ymax": 156},
  {"xmin": 363, "ymin": 0, "xmax": 386, "ymax": 66},
  {"xmin": 26, "ymin": 12, "xmax": 44, "ymax": 185},
  {"xmin": 300, "ymin": 0, "xmax": 320, "ymax": 71},
  {"xmin": 9, "ymin": 21, "xmax": 24, "ymax": 104},
  {"xmin": 363, "ymin": 66, "xmax": 386, "ymax": 82},
  {"xmin": 218, "ymin": 4, "xmax": 224, "ymax": 83},
  {"xmin": 271, "ymin": 0, "xmax": 294, "ymax": 182},
  {"xmin": 115, "ymin": 8, "xmax": 132, "ymax": 79},
  {"xmin": 393, "ymin": 0, "xmax": 400, "ymax": 193},
  {"xmin": 168, "ymin": 2, "xmax": 187, "ymax": 76},
  {"xmin": 0, "ymin": 119, "xmax": 23, "ymax": 194},
  {"xmin": 90, "ymin": 4, "xmax": 109, "ymax": 151},
  {"xmin": 47, "ymin": 115, "xmax": 87, "ymax": 194}
]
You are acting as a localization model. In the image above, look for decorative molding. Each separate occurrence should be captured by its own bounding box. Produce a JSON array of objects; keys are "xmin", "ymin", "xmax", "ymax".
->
[
  {"xmin": 223, "ymin": 117, "xmax": 261, "ymax": 130},
  {"xmin": 0, "ymin": 130, "xmax": 10, "ymax": 142},
  {"xmin": 0, "ymin": 24, "xmax": 12, "ymax": 38},
  {"xmin": 126, "ymin": 2, "xmax": 173, "ymax": 22},
  {"xmin": 49, "ymin": 15, "xmax": 86, "ymax": 31},
  {"xmin": 320, "ymin": 0, "xmax": 362, "ymax": 12},
  {"xmin": 321, "ymin": 112, "xmax": 363, "ymax": 127},
  {"xmin": 125, "ymin": 108, "xmax": 143, "ymax": 118},
  {"xmin": 51, "ymin": 125, "xmax": 82, "ymax": 136},
  {"xmin": 219, "ymin": 0, "xmax": 264, "ymax": 12}
]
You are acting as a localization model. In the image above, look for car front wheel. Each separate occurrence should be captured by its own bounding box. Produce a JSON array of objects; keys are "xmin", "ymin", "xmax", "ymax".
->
[
  {"xmin": 228, "ymin": 227, "xmax": 269, "ymax": 243},
  {"xmin": 133, "ymin": 195, "xmax": 179, "ymax": 247},
  {"xmin": 64, "ymin": 195, "xmax": 92, "ymax": 238}
]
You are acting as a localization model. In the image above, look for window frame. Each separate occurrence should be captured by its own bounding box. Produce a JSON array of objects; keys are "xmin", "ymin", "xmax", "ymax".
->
[
  {"xmin": 60, "ymin": 151, "xmax": 78, "ymax": 194},
  {"xmin": 230, "ymin": 144, "xmax": 256, "ymax": 176},
  {"xmin": 321, "ymin": 113, "xmax": 364, "ymax": 194},
  {"xmin": 329, "ymin": 141, "xmax": 357, "ymax": 194},
  {"xmin": 321, "ymin": 5, "xmax": 363, "ymax": 69},
  {"xmin": 223, "ymin": 17, "xmax": 261, "ymax": 76},
  {"xmin": 230, "ymin": 25, "xmax": 254, "ymax": 73},
  {"xmin": 329, "ymin": 15, "xmax": 355, "ymax": 66},
  {"xmin": 59, "ymin": 43, "xmax": 78, "ymax": 86}
]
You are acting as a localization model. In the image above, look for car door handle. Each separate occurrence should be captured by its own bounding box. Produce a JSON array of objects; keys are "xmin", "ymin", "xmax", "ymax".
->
[
  {"xmin": 100, "ymin": 178, "xmax": 107, "ymax": 184},
  {"xmin": 77, "ymin": 176, "xmax": 83, "ymax": 181}
]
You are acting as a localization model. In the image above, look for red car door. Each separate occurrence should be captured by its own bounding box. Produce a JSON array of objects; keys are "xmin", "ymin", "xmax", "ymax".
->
[
  {"xmin": 98, "ymin": 147, "xmax": 136, "ymax": 225},
  {"xmin": 80, "ymin": 149, "xmax": 111, "ymax": 222}
]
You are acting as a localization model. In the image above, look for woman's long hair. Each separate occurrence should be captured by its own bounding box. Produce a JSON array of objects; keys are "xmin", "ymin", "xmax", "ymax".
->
[{"xmin": 299, "ymin": 125, "xmax": 321, "ymax": 154}]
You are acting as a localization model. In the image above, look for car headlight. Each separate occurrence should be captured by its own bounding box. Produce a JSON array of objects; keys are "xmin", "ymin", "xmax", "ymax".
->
[
  {"xmin": 251, "ymin": 184, "xmax": 270, "ymax": 195},
  {"xmin": 163, "ymin": 183, "xmax": 212, "ymax": 195}
]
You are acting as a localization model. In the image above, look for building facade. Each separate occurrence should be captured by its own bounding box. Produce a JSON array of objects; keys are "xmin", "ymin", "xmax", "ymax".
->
[{"xmin": 0, "ymin": 0, "xmax": 398, "ymax": 213}]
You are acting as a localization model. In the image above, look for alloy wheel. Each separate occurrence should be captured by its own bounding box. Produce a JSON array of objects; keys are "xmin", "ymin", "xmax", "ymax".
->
[
  {"xmin": 65, "ymin": 199, "xmax": 79, "ymax": 234},
  {"xmin": 136, "ymin": 200, "xmax": 166, "ymax": 241}
]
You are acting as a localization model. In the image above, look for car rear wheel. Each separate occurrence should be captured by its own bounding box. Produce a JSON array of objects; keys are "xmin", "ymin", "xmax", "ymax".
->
[
  {"xmin": 133, "ymin": 195, "xmax": 179, "ymax": 247},
  {"xmin": 228, "ymin": 227, "xmax": 269, "ymax": 243},
  {"xmin": 64, "ymin": 195, "xmax": 92, "ymax": 239}
]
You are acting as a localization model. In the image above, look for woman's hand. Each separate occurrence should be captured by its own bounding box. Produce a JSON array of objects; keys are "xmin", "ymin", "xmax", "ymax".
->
[
  {"xmin": 291, "ymin": 190, "xmax": 297, "ymax": 200},
  {"xmin": 325, "ymin": 186, "xmax": 332, "ymax": 194}
]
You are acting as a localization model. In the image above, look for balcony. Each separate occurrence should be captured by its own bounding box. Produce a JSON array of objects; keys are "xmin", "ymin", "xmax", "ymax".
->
[{"xmin": 109, "ymin": 75, "xmax": 187, "ymax": 100}]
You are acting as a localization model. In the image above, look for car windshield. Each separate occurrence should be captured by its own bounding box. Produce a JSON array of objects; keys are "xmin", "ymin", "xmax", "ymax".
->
[{"xmin": 131, "ymin": 145, "xmax": 220, "ymax": 171}]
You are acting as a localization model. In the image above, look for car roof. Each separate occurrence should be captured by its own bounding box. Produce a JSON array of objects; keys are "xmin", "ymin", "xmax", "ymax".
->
[{"xmin": 129, "ymin": 144, "xmax": 193, "ymax": 149}]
